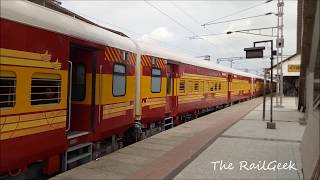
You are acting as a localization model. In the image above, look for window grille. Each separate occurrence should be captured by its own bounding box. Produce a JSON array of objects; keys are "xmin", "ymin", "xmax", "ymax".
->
[
  {"xmin": 31, "ymin": 73, "xmax": 61, "ymax": 105},
  {"xmin": 0, "ymin": 71, "xmax": 16, "ymax": 108},
  {"xmin": 210, "ymin": 82, "xmax": 214, "ymax": 92},
  {"xmin": 179, "ymin": 80, "xmax": 185, "ymax": 94},
  {"xmin": 194, "ymin": 81, "xmax": 199, "ymax": 93}
]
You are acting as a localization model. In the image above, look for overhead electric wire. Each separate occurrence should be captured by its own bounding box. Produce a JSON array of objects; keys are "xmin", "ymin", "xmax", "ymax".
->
[
  {"xmin": 189, "ymin": 26, "xmax": 277, "ymax": 39},
  {"xmin": 231, "ymin": 26, "xmax": 278, "ymax": 33},
  {"xmin": 144, "ymin": 1, "xmax": 198, "ymax": 36},
  {"xmin": 202, "ymin": 0, "xmax": 273, "ymax": 27},
  {"xmin": 60, "ymin": 5, "xmax": 205, "ymax": 55},
  {"xmin": 204, "ymin": 12, "xmax": 274, "ymax": 26},
  {"xmin": 170, "ymin": 1, "xmax": 229, "ymax": 50},
  {"xmin": 236, "ymin": 31, "xmax": 276, "ymax": 37},
  {"xmin": 170, "ymin": 1, "xmax": 202, "ymax": 25},
  {"xmin": 189, "ymin": 32, "xmax": 227, "ymax": 39},
  {"xmin": 144, "ymin": 1, "xmax": 217, "ymax": 48}
]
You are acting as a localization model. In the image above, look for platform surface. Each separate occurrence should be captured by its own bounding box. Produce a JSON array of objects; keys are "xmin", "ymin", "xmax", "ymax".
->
[
  {"xmin": 175, "ymin": 97, "xmax": 305, "ymax": 180},
  {"xmin": 52, "ymin": 98, "xmax": 262, "ymax": 179}
]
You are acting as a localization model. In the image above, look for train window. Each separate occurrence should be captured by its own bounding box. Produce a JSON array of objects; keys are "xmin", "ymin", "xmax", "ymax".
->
[
  {"xmin": 151, "ymin": 68, "xmax": 161, "ymax": 93},
  {"xmin": 194, "ymin": 81, "xmax": 199, "ymax": 93},
  {"xmin": 152, "ymin": 57, "xmax": 157, "ymax": 65},
  {"xmin": 210, "ymin": 82, "xmax": 214, "ymax": 92},
  {"xmin": 72, "ymin": 64, "xmax": 86, "ymax": 101},
  {"xmin": 31, "ymin": 73, "xmax": 61, "ymax": 105},
  {"xmin": 188, "ymin": 80, "xmax": 193, "ymax": 94},
  {"xmin": 113, "ymin": 64, "xmax": 126, "ymax": 96},
  {"xmin": 0, "ymin": 71, "xmax": 16, "ymax": 108},
  {"xmin": 166, "ymin": 74, "xmax": 171, "ymax": 94},
  {"xmin": 218, "ymin": 83, "xmax": 222, "ymax": 90},
  {"xmin": 122, "ymin": 51, "xmax": 129, "ymax": 61},
  {"xmin": 179, "ymin": 80, "xmax": 185, "ymax": 94},
  {"xmin": 214, "ymin": 83, "xmax": 218, "ymax": 91}
]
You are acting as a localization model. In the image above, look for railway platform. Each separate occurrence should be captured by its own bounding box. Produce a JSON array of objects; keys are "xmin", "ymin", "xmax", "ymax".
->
[
  {"xmin": 51, "ymin": 97, "xmax": 305, "ymax": 179},
  {"xmin": 175, "ymin": 97, "xmax": 305, "ymax": 179}
]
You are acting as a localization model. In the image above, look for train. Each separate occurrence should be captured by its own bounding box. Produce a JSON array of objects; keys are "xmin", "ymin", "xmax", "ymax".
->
[{"xmin": 0, "ymin": 1, "xmax": 272, "ymax": 179}]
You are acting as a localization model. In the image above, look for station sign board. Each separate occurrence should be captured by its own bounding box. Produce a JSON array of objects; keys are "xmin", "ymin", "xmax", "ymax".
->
[
  {"xmin": 244, "ymin": 47, "xmax": 265, "ymax": 59},
  {"xmin": 288, "ymin": 64, "xmax": 300, "ymax": 72}
]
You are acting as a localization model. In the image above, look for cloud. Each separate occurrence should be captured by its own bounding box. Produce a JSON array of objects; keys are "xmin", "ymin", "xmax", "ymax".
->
[{"xmin": 140, "ymin": 27, "xmax": 174, "ymax": 44}]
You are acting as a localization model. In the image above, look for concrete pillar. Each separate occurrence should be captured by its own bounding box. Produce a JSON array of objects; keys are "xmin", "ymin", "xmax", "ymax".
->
[{"xmin": 300, "ymin": 0, "xmax": 320, "ymax": 179}]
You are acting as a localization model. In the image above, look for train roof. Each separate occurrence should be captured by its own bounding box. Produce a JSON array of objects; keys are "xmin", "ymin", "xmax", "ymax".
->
[
  {"xmin": 28, "ymin": 0, "xmax": 128, "ymax": 37},
  {"xmin": 139, "ymin": 42, "xmax": 264, "ymax": 79},
  {"xmin": 1, "ymin": 0, "xmax": 137, "ymax": 52},
  {"xmin": 1, "ymin": 0, "xmax": 263, "ymax": 80}
]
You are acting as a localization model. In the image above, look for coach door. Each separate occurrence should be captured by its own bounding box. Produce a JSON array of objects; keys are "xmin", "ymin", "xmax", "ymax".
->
[
  {"xmin": 66, "ymin": 45, "xmax": 96, "ymax": 139},
  {"xmin": 165, "ymin": 64, "xmax": 175, "ymax": 115}
]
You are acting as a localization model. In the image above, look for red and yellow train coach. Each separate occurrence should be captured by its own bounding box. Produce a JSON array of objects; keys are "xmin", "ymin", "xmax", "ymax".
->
[
  {"xmin": 1, "ymin": 1, "xmax": 267, "ymax": 179},
  {"xmin": 229, "ymin": 74, "xmax": 253, "ymax": 102},
  {"xmin": 174, "ymin": 62, "xmax": 229, "ymax": 123},
  {"xmin": 137, "ymin": 47, "xmax": 264, "ymax": 126},
  {"xmin": 140, "ymin": 55, "xmax": 167, "ymax": 130},
  {"xmin": 254, "ymin": 78, "xmax": 264, "ymax": 97},
  {"xmin": 1, "ymin": 1, "xmax": 139, "ymax": 178},
  {"xmin": 0, "ymin": 17, "xmax": 69, "ymax": 176}
]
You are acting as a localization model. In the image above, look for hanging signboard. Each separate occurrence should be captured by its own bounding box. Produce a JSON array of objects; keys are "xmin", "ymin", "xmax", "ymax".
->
[{"xmin": 244, "ymin": 47, "xmax": 265, "ymax": 59}]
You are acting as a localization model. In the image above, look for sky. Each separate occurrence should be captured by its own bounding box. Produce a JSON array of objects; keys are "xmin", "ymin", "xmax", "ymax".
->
[{"xmin": 61, "ymin": 0, "xmax": 298, "ymax": 75}]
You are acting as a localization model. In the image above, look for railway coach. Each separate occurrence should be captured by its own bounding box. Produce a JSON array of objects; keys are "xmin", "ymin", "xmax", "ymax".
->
[
  {"xmin": 138, "ymin": 45, "xmax": 265, "ymax": 126},
  {"xmin": 1, "ymin": 1, "xmax": 267, "ymax": 179},
  {"xmin": 0, "ymin": 1, "xmax": 140, "ymax": 178}
]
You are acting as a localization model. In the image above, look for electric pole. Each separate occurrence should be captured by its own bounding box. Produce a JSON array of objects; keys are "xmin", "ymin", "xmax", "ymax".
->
[{"xmin": 276, "ymin": 0, "xmax": 284, "ymax": 107}]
